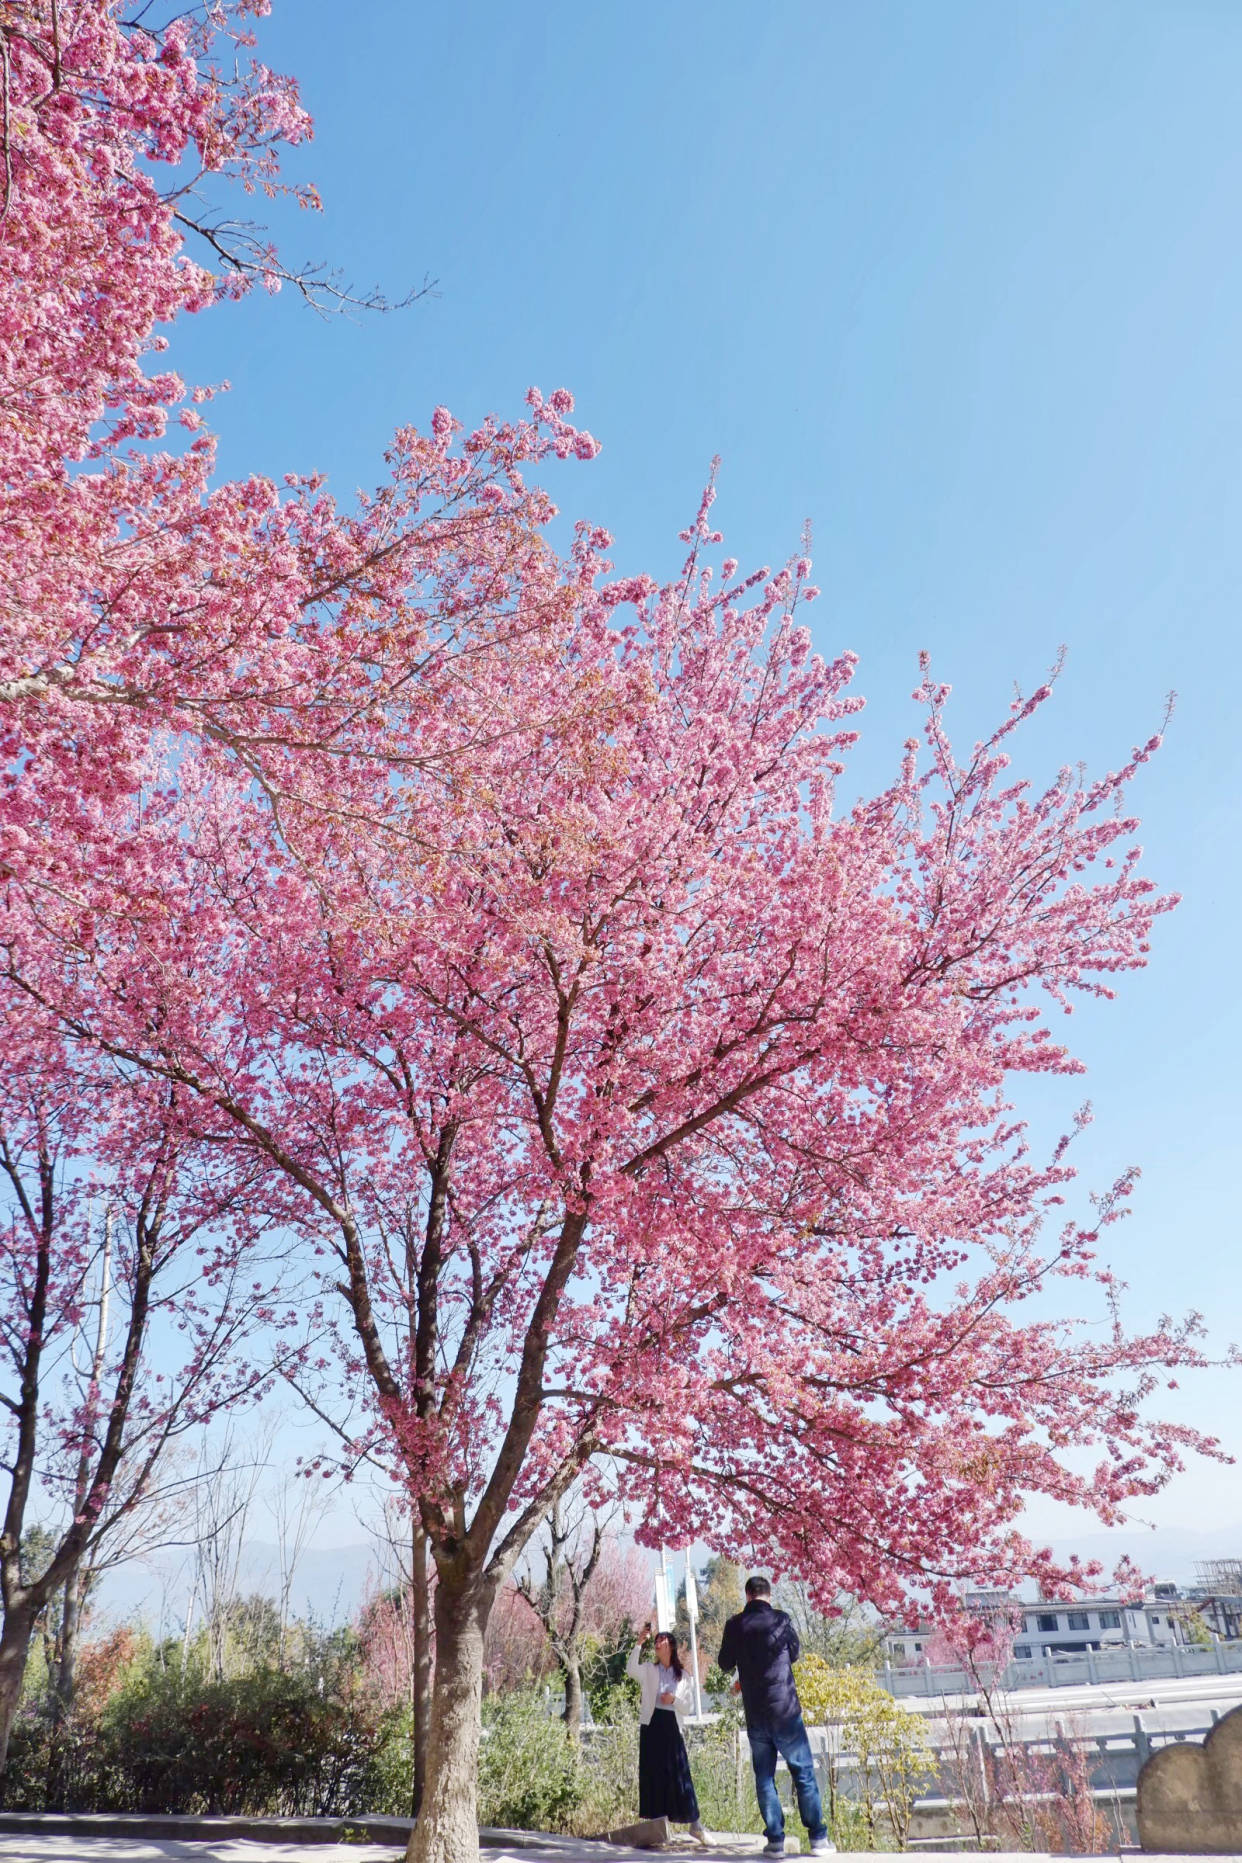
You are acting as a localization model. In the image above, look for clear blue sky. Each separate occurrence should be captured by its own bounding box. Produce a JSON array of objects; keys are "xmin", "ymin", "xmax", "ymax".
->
[{"xmin": 168, "ymin": 1, "xmax": 1242, "ymax": 1544}]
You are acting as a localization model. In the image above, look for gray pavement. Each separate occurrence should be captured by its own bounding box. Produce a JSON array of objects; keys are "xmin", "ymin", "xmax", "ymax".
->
[
  {"xmin": 0, "ymin": 1817, "xmax": 1226, "ymax": 1860},
  {"xmin": 0, "ymin": 1816, "xmax": 776, "ymax": 1861},
  {"xmin": 0, "ymin": 1844, "xmax": 403, "ymax": 1863},
  {"xmin": 0, "ymin": 1843, "xmax": 1160, "ymax": 1863},
  {"xmin": 0, "ymin": 1839, "xmax": 757, "ymax": 1863},
  {"xmin": 0, "ymin": 1829, "xmax": 767, "ymax": 1863},
  {"xmin": 8, "ymin": 1837, "xmax": 1242, "ymax": 1862},
  {"xmin": 0, "ymin": 1844, "xmax": 1230, "ymax": 1862}
]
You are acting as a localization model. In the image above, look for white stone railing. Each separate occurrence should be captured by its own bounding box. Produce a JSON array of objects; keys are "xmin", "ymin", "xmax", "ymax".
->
[{"xmin": 880, "ymin": 1636, "xmax": 1242, "ymax": 1695}]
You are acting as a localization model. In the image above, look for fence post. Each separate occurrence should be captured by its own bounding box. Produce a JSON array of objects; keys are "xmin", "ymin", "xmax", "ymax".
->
[
  {"xmin": 1132, "ymin": 1713, "xmax": 1152, "ymax": 1770},
  {"xmin": 1086, "ymin": 1647, "xmax": 1098, "ymax": 1684},
  {"xmin": 737, "ymin": 1726, "xmax": 748, "ymax": 1821},
  {"xmin": 1214, "ymin": 1640, "xmax": 1226, "ymax": 1674},
  {"xmin": 1173, "ymin": 1643, "xmax": 1185, "ymax": 1677},
  {"xmin": 1128, "ymin": 1645, "xmax": 1140, "ymax": 1681},
  {"xmin": 972, "ymin": 1725, "xmax": 991, "ymax": 1813}
]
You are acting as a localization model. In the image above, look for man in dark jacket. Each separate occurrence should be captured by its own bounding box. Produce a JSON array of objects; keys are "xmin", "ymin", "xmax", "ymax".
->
[{"xmin": 717, "ymin": 1576, "xmax": 833, "ymax": 1857}]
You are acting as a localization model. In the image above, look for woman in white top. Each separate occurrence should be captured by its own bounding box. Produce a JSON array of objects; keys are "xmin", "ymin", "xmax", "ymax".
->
[{"xmin": 626, "ymin": 1621, "xmax": 707, "ymax": 1845}]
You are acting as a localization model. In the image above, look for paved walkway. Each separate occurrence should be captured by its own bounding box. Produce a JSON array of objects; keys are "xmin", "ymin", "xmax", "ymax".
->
[
  {"xmin": 0, "ymin": 1843, "xmax": 1170, "ymax": 1863},
  {"xmin": 0, "ymin": 1815, "xmax": 778, "ymax": 1860},
  {"xmin": 0, "ymin": 1835, "xmax": 1221, "ymax": 1863},
  {"xmin": 0, "ymin": 1826, "xmax": 764, "ymax": 1863},
  {"xmin": 0, "ymin": 1838, "xmax": 759, "ymax": 1863},
  {"xmin": 0, "ymin": 1817, "xmax": 1225, "ymax": 1861}
]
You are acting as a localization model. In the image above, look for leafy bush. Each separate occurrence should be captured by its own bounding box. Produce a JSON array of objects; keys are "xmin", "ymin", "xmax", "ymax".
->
[
  {"xmin": 2, "ymin": 1628, "xmax": 144, "ymax": 1811},
  {"xmin": 478, "ymin": 1689, "xmax": 582, "ymax": 1832},
  {"xmin": 3, "ymin": 1639, "xmax": 410, "ymax": 1818},
  {"xmin": 4, "ymin": 1622, "xmax": 767, "ymax": 1838},
  {"xmin": 684, "ymin": 1706, "xmax": 764, "ymax": 1838},
  {"xmin": 98, "ymin": 1661, "xmax": 390, "ymax": 1815},
  {"xmin": 475, "ymin": 1681, "xmax": 778, "ymax": 1840},
  {"xmin": 3, "ymin": 1706, "xmax": 58, "ymax": 1809},
  {"xmin": 476, "ymin": 1681, "xmax": 764, "ymax": 1840},
  {"xmin": 794, "ymin": 1654, "xmax": 932, "ymax": 1848},
  {"xmin": 569, "ymin": 1686, "xmax": 639, "ymax": 1836},
  {"xmin": 581, "ymin": 1640, "xmax": 641, "ymax": 1717}
]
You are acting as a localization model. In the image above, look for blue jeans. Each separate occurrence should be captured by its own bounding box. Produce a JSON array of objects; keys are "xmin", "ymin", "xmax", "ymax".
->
[{"xmin": 747, "ymin": 1714, "xmax": 827, "ymax": 1844}]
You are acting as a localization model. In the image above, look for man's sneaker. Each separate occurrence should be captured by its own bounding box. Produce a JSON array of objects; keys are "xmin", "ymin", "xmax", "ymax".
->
[
  {"xmin": 761, "ymin": 1843, "xmax": 786, "ymax": 1859},
  {"xmin": 808, "ymin": 1840, "xmax": 837, "ymax": 1856}
]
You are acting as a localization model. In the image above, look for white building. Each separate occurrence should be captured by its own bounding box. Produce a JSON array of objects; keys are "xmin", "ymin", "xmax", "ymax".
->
[
  {"xmin": 885, "ymin": 1588, "xmax": 1186, "ymax": 1667},
  {"xmin": 1007, "ymin": 1595, "xmax": 1183, "ymax": 1658}
]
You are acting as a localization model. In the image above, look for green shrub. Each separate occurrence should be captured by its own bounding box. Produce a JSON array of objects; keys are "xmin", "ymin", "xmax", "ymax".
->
[
  {"xmin": 364, "ymin": 1702, "xmax": 417, "ymax": 1818},
  {"xmin": 4, "ymin": 1629, "xmax": 771, "ymax": 1838},
  {"xmin": 582, "ymin": 1639, "xmax": 641, "ymax": 1717},
  {"xmin": 2, "ymin": 1641, "xmax": 410, "ymax": 1819},
  {"xmin": 478, "ymin": 1689, "xmax": 582, "ymax": 1832},
  {"xmin": 794, "ymin": 1655, "xmax": 932, "ymax": 1849},
  {"xmin": 569, "ymin": 1686, "xmax": 638, "ymax": 1836},
  {"xmin": 96, "ymin": 1661, "xmax": 392, "ymax": 1815},
  {"xmin": 475, "ymin": 1682, "xmax": 768, "ymax": 1840},
  {"xmin": 684, "ymin": 1698, "xmax": 764, "ymax": 1837},
  {"xmin": 2, "ymin": 1703, "xmax": 56, "ymax": 1810}
]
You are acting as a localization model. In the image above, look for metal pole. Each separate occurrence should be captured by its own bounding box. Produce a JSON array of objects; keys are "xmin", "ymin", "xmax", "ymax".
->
[
  {"xmin": 655, "ymin": 1547, "xmax": 673, "ymax": 1632},
  {"xmin": 685, "ymin": 1556, "xmax": 704, "ymax": 1717}
]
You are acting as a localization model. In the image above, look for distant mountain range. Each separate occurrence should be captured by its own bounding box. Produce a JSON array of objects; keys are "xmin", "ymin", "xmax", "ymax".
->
[
  {"xmin": 93, "ymin": 1537, "xmax": 387, "ymax": 1633},
  {"xmin": 90, "ymin": 1519, "xmax": 1242, "ymax": 1636},
  {"xmin": 1038, "ymin": 1522, "xmax": 1242, "ymax": 1586}
]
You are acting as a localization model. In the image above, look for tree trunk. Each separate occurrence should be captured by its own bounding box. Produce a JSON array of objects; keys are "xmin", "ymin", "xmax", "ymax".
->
[
  {"xmin": 45, "ymin": 1562, "xmax": 85, "ymax": 1808},
  {"xmin": 411, "ymin": 1520, "xmax": 432, "ymax": 1817},
  {"xmin": 0, "ymin": 1598, "xmax": 40, "ymax": 1790},
  {"xmin": 562, "ymin": 1657, "xmax": 583, "ymax": 1745},
  {"xmin": 407, "ymin": 1565, "xmax": 492, "ymax": 1863}
]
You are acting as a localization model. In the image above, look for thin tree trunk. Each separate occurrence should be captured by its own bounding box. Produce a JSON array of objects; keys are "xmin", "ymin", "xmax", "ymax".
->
[
  {"xmin": 407, "ymin": 1564, "xmax": 492, "ymax": 1863},
  {"xmin": 561, "ymin": 1658, "xmax": 583, "ymax": 1745},
  {"xmin": 45, "ymin": 1561, "xmax": 85, "ymax": 1808},
  {"xmin": 46, "ymin": 1206, "xmax": 111, "ymax": 1807},
  {"xmin": 0, "ymin": 1598, "xmax": 40, "ymax": 1789},
  {"xmin": 411, "ymin": 1519, "xmax": 432, "ymax": 1817}
]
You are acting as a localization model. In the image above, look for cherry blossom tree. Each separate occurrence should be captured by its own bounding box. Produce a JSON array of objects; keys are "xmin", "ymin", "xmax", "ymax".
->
[
  {"xmin": 6, "ymin": 500, "xmax": 1219, "ymax": 1858},
  {"xmin": 0, "ymin": 1004, "xmax": 284, "ymax": 1775},
  {"xmin": 0, "ymin": 7, "xmax": 1225, "ymax": 1862}
]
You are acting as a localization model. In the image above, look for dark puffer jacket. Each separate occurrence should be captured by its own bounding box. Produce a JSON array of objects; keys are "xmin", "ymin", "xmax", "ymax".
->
[{"xmin": 717, "ymin": 1598, "xmax": 803, "ymax": 1728}]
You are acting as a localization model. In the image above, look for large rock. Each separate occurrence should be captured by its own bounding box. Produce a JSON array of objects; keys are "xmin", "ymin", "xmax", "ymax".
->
[
  {"xmin": 1138, "ymin": 1699, "xmax": 1242, "ymax": 1852},
  {"xmin": 601, "ymin": 1815, "xmax": 671, "ymax": 1848}
]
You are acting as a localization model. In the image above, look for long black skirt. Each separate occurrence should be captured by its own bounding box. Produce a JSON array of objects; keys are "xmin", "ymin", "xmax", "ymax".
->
[{"xmin": 638, "ymin": 1706, "xmax": 700, "ymax": 1823}]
